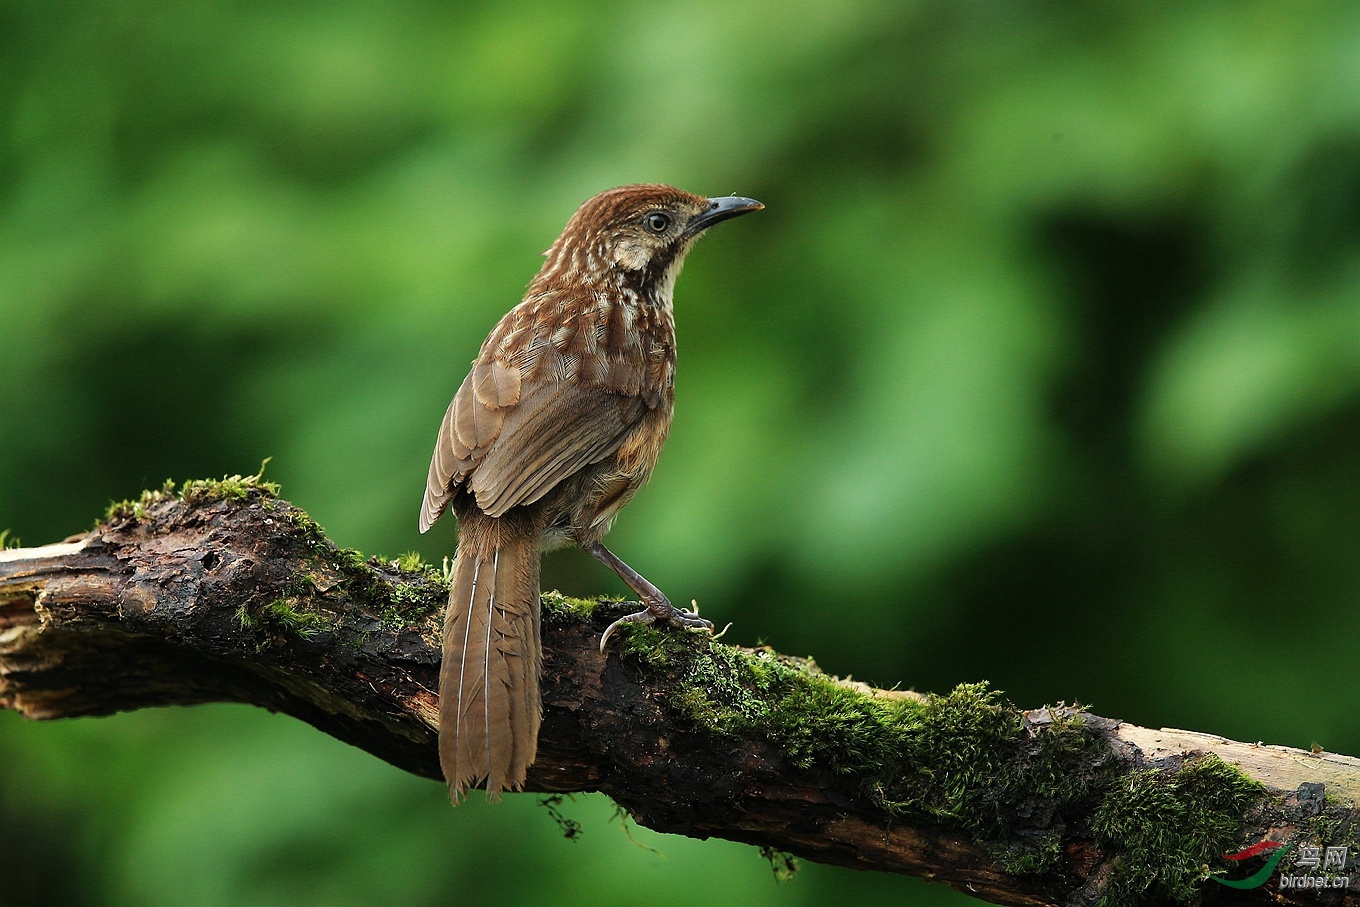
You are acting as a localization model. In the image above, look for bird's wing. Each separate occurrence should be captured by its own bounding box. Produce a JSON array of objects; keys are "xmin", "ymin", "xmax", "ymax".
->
[
  {"xmin": 469, "ymin": 378, "xmax": 646, "ymax": 518},
  {"xmin": 420, "ymin": 322, "xmax": 659, "ymax": 529}
]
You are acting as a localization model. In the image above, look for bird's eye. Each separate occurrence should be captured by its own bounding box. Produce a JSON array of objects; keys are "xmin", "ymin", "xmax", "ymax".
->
[{"xmin": 644, "ymin": 212, "xmax": 671, "ymax": 233}]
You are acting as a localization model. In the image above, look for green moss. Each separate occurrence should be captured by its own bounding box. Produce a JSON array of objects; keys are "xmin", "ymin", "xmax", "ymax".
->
[
  {"xmin": 618, "ymin": 632, "xmax": 1111, "ymax": 877},
  {"xmin": 181, "ymin": 460, "xmax": 280, "ymax": 505},
  {"xmin": 988, "ymin": 835, "xmax": 1062, "ymax": 876},
  {"xmin": 386, "ymin": 580, "xmax": 429, "ymax": 610},
  {"xmin": 618, "ymin": 631, "xmax": 1276, "ymax": 898},
  {"xmin": 274, "ymin": 503, "xmax": 328, "ymax": 547},
  {"xmin": 395, "ymin": 551, "xmax": 425, "ymax": 573},
  {"xmin": 236, "ymin": 598, "xmax": 331, "ymax": 639},
  {"xmin": 104, "ymin": 479, "xmax": 177, "ymax": 524},
  {"xmin": 322, "ymin": 549, "xmax": 433, "ymax": 627},
  {"xmin": 378, "ymin": 577, "xmax": 444, "ymax": 625},
  {"xmin": 873, "ymin": 686, "xmax": 1082, "ymax": 834},
  {"xmin": 389, "ymin": 554, "xmax": 446, "ymax": 590},
  {"xmin": 1306, "ymin": 806, "xmax": 1360, "ymax": 849},
  {"xmin": 617, "ymin": 621, "xmax": 697, "ymax": 669},
  {"xmin": 102, "ymin": 463, "xmax": 279, "ymax": 526},
  {"xmin": 1091, "ymin": 754, "xmax": 1266, "ymax": 906},
  {"xmin": 315, "ymin": 546, "xmax": 383, "ymax": 605},
  {"xmin": 540, "ymin": 591, "xmax": 611, "ymax": 622},
  {"xmin": 335, "ymin": 547, "xmax": 370, "ymax": 575}
]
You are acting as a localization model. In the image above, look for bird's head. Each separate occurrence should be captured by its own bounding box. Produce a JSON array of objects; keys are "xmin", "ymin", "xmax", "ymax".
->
[{"xmin": 537, "ymin": 184, "xmax": 763, "ymax": 303}]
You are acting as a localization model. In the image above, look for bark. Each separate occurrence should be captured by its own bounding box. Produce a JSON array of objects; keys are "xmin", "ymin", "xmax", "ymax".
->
[{"xmin": 1, "ymin": 482, "xmax": 1357, "ymax": 907}]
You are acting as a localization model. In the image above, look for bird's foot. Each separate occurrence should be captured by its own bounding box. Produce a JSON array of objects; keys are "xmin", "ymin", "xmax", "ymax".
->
[{"xmin": 599, "ymin": 598, "xmax": 714, "ymax": 652}]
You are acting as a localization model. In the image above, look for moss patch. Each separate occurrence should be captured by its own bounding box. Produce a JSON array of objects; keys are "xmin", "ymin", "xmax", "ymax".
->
[
  {"xmin": 103, "ymin": 463, "xmax": 280, "ymax": 526},
  {"xmin": 617, "ymin": 627, "xmax": 1276, "ymax": 901},
  {"xmin": 326, "ymin": 550, "xmax": 445, "ymax": 628},
  {"xmin": 374, "ymin": 568, "xmax": 445, "ymax": 626},
  {"xmin": 1303, "ymin": 802, "xmax": 1360, "ymax": 856},
  {"xmin": 1092, "ymin": 754, "xmax": 1266, "ymax": 905},
  {"xmin": 180, "ymin": 460, "xmax": 280, "ymax": 505},
  {"xmin": 104, "ymin": 478, "xmax": 178, "ymax": 524},
  {"xmin": 235, "ymin": 598, "xmax": 330, "ymax": 639},
  {"xmin": 617, "ymin": 628, "xmax": 1112, "ymax": 876},
  {"xmin": 540, "ymin": 591, "xmax": 611, "ymax": 622},
  {"xmin": 394, "ymin": 551, "xmax": 426, "ymax": 573}
]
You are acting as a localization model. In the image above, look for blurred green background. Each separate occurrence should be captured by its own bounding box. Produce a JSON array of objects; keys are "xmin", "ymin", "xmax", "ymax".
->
[{"xmin": 3, "ymin": 1, "xmax": 1360, "ymax": 904}]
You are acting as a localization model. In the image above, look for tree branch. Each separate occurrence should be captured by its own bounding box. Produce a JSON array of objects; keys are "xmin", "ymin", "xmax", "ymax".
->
[{"xmin": 1, "ymin": 478, "xmax": 1357, "ymax": 906}]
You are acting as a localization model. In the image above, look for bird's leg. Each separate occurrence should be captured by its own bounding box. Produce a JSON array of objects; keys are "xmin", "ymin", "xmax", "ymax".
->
[{"xmin": 584, "ymin": 541, "xmax": 713, "ymax": 651}]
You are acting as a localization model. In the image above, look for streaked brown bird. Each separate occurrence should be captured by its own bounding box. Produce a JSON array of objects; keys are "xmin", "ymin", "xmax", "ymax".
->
[{"xmin": 419, "ymin": 184, "xmax": 763, "ymax": 802}]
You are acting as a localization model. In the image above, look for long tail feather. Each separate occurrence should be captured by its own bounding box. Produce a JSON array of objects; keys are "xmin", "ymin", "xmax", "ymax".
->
[{"xmin": 439, "ymin": 517, "xmax": 542, "ymax": 802}]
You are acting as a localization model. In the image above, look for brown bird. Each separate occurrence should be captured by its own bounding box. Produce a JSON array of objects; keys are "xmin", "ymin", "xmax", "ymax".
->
[{"xmin": 419, "ymin": 184, "xmax": 763, "ymax": 802}]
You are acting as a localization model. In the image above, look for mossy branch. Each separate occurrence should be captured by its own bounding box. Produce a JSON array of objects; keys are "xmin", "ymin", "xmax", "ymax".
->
[{"xmin": 1, "ymin": 479, "xmax": 1357, "ymax": 907}]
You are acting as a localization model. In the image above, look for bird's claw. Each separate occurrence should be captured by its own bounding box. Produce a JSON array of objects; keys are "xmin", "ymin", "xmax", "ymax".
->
[{"xmin": 599, "ymin": 601, "xmax": 714, "ymax": 652}]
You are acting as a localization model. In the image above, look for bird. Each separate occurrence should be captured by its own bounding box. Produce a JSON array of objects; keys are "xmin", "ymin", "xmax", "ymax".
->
[{"xmin": 419, "ymin": 184, "xmax": 763, "ymax": 802}]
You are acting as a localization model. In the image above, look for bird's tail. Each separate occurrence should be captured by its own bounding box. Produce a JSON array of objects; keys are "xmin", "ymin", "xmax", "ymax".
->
[{"xmin": 439, "ymin": 515, "xmax": 542, "ymax": 802}]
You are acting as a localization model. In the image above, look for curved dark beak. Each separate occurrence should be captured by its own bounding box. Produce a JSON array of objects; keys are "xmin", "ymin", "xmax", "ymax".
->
[{"xmin": 687, "ymin": 195, "xmax": 764, "ymax": 235}]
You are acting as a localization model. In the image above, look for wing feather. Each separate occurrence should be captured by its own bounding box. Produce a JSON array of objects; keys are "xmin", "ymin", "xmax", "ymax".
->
[{"xmin": 471, "ymin": 380, "xmax": 644, "ymax": 517}]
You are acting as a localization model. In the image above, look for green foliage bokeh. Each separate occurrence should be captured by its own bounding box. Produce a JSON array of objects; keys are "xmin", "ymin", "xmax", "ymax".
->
[{"xmin": 3, "ymin": 2, "xmax": 1359, "ymax": 904}]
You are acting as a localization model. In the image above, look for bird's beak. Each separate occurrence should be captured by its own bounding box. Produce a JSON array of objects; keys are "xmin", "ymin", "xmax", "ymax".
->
[{"xmin": 687, "ymin": 195, "xmax": 764, "ymax": 235}]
